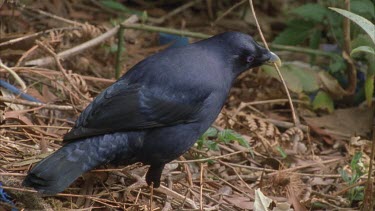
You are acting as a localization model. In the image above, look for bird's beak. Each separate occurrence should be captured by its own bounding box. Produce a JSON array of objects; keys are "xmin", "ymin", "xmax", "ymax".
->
[{"xmin": 266, "ymin": 52, "xmax": 282, "ymax": 67}]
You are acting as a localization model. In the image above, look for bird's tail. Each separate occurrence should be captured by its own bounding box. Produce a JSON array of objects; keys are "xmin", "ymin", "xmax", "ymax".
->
[{"xmin": 23, "ymin": 133, "xmax": 132, "ymax": 195}]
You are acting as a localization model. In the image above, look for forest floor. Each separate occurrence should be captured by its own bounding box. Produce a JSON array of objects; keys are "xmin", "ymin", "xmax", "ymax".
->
[{"xmin": 0, "ymin": 1, "xmax": 373, "ymax": 210}]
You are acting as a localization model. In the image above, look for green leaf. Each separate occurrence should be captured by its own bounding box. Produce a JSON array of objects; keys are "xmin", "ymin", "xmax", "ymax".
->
[
  {"xmin": 262, "ymin": 63, "xmax": 320, "ymax": 93},
  {"xmin": 351, "ymin": 0, "xmax": 375, "ymax": 20},
  {"xmin": 339, "ymin": 169, "xmax": 350, "ymax": 183},
  {"xmin": 329, "ymin": 56, "xmax": 346, "ymax": 73},
  {"xmin": 273, "ymin": 20, "xmax": 314, "ymax": 45},
  {"xmin": 351, "ymin": 46, "xmax": 375, "ymax": 56},
  {"xmin": 326, "ymin": 11, "xmax": 344, "ymax": 43},
  {"xmin": 329, "ymin": 7, "xmax": 375, "ymax": 44},
  {"xmin": 291, "ymin": 3, "xmax": 329, "ymax": 22},
  {"xmin": 100, "ymin": 0, "xmax": 142, "ymax": 15},
  {"xmin": 218, "ymin": 129, "xmax": 250, "ymax": 148},
  {"xmin": 276, "ymin": 146, "xmax": 287, "ymax": 158},
  {"xmin": 205, "ymin": 140, "xmax": 219, "ymax": 151},
  {"xmin": 351, "ymin": 187, "xmax": 364, "ymax": 201},
  {"xmin": 365, "ymin": 75, "xmax": 374, "ymax": 106},
  {"xmin": 309, "ymin": 30, "xmax": 322, "ymax": 64},
  {"xmin": 350, "ymin": 152, "xmax": 362, "ymax": 170},
  {"xmin": 205, "ymin": 127, "xmax": 218, "ymax": 138},
  {"xmin": 351, "ymin": 34, "xmax": 375, "ymax": 49},
  {"xmin": 141, "ymin": 11, "xmax": 148, "ymax": 24},
  {"xmin": 312, "ymin": 91, "xmax": 334, "ymax": 112}
]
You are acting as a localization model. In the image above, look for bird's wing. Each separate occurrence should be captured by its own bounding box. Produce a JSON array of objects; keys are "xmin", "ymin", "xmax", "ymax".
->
[{"xmin": 63, "ymin": 80, "xmax": 207, "ymax": 141}]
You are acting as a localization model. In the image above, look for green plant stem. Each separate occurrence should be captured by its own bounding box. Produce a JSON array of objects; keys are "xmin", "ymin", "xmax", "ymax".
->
[
  {"xmin": 269, "ymin": 43, "xmax": 337, "ymax": 58},
  {"xmin": 115, "ymin": 26, "xmax": 125, "ymax": 79},
  {"xmin": 121, "ymin": 23, "xmax": 338, "ymax": 58}
]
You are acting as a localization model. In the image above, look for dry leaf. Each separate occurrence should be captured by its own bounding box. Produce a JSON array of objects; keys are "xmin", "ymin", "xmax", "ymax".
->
[
  {"xmin": 224, "ymin": 195, "xmax": 253, "ymax": 210},
  {"xmin": 254, "ymin": 188, "xmax": 272, "ymax": 211}
]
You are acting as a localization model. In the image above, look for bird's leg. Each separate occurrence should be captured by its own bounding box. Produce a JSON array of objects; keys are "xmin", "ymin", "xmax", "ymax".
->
[{"xmin": 145, "ymin": 163, "xmax": 165, "ymax": 188}]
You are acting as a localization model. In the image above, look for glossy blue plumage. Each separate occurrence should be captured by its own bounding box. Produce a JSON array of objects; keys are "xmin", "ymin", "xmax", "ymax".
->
[{"xmin": 23, "ymin": 32, "xmax": 276, "ymax": 194}]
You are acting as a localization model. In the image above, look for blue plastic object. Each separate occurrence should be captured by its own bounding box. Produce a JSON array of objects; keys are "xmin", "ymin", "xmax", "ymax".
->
[
  {"xmin": 0, "ymin": 79, "xmax": 41, "ymax": 103},
  {"xmin": 159, "ymin": 32, "xmax": 189, "ymax": 48}
]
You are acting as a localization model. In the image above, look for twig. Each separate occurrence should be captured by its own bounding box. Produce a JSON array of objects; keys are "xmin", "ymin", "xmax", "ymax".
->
[
  {"xmin": 1, "ymin": 186, "xmax": 128, "ymax": 207},
  {"xmin": 270, "ymin": 43, "xmax": 338, "ymax": 58},
  {"xmin": 333, "ymin": 180, "xmax": 367, "ymax": 196},
  {"xmin": 25, "ymin": 15, "xmax": 139, "ymax": 66},
  {"xmin": 0, "ymin": 67, "xmax": 116, "ymax": 84},
  {"xmin": 206, "ymin": 169, "xmax": 253, "ymax": 198},
  {"xmin": 172, "ymin": 150, "xmax": 245, "ymax": 163},
  {"xmin": 363, "ymin": 105, "xmax": 375, "ymax": 210},
  {"xmin": 24, "ymin": 7, "xmax": 85, "ymax": 26},
  {"xmin": 0, "ymin": 26, "xmax": 80, "ymax": 47},
  {"xmin": 214, "ymin": 0, "xmax": 246, "ymax": 23},
  {"xmin": 157, "ymin": 185, "xmax": 198, "ymax": 209},
  {"xmin": 223, "ymin": 157, "xmax": 342, "ymax": 176},
  {"xmin": 219, "ymin": 160, "xmax": 252, "ymax": 192},
  {"xmin": 248, "ymin": 0, "xmax": 299, "ymax": 126},
  {"xmin": 151, "ymin": 0, "xmax": 202, "ymax": 24},
  {"xmin": 121, "ymin": 23, "xmax": 338, "ymax": 58},
  {"xmin": 0, "ymin": 60, "xmax": 26, "ymax": 91},
  {"xmin": 120, "ymin": 172, "xmax": 198, "ymax": 209},
  {"xmin": 183, "ymin": 184, "xmax": 233, "ymax": 211},
  {"xmin": 121, "ymin": 23, "xmax": 209, "ymax": 39},
  {"xmin": 242, "ymin": 98, "xmax": 309, "ymax": 106},
  {"xmin": 0, "ymin": 96, "xmax": 74, "ymax": 110},
  {"xmin": 115, "ymin": 26, "xmax": 125, "ymax": 79},
  {"xmin": 266, "ymin": 157, "xmax": 342, "ymax": 176},
  {"xmin": 36, "ymin": 41, "xmax": 91, "ymax": 102},
  {"xmin": 0, "ymin": 125, "xmax": 71, "ymax": 129},
  {"xmin": 16, "ymin": 45, "xmax": 39, "ymax": 67},
  {"xmin": 0, "ymin": 173, "xmax": 27, "ymax": 176},
  {"xmin": 263, "ymin": 119, "xmax": 309, "ymax": 132},
  {"xmin": 206, "ymin": 0, "xmax": 214, "ymax": 19},
  {"xmin": 200, "ymin": 163, "xmax": 204, "ymax": 211}
]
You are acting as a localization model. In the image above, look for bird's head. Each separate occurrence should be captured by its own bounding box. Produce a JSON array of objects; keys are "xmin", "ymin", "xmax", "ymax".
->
[{"xmin": 210, "ymin": 31, "xmax": 281, "ymax": 75}]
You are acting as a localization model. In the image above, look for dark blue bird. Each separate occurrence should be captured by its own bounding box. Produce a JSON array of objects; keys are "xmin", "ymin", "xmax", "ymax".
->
[{"xmin": 23, "ymin": 31, "xmax": 281, "ymax": 194}]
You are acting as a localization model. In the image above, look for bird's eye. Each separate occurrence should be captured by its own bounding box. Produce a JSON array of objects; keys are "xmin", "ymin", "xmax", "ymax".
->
[{"xmin": 246, "ymin": 56, "xmax": 254, "ymax": 63}]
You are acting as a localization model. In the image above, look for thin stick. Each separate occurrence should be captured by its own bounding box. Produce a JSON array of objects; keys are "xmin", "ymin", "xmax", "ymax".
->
[
  {"xmin": 36, "ymin": 41, "xmax": 91, "ymax": 102},
  {"xmin": 333, "ymin": 180, "xmax": 367, "ymax": 196},
  {"xmin": 219, "ymin": 160, "xmax": 252, "ymax": 191},
  {"xmin": 24, "ymin": 7, "xmax": 85, "ymax": 26},
  {"xmin": 0, "ymin": 26, "xmax": 80, "ymax": 47},
  {"xmin": 364, "ymin": 105, "xmax": 375, "ymax": 210},
  {"xmin": 1, "ymin": 186, "xmax": 126, "ymax": 207},
  {"xmin": 122, "ymin": 24, "xmax": 337, "ymax": 58},
  {"xmin": 25, "ymin": 15, "xmax": 139, "ymax": 66},
  {"xmin": 172, "ymin": 150, "xmax": 244, "ymax": 163},
  {"xmin": 0, "ymin": 96, "xmax": 74, "ymax": 110},
  {"xmin": 199, "ymin": 163, "xmax": 204, "ymax": 211},
  {"xmin": 115, "ymin": 25, "xmax": 125, "ymax": 79},
  {"xmin": 214, "ymin": 0, "xmax": 246, "ymax": 23},
  {"xmin": 121, "ymin": 23, "xmax": 209, "ymax": 39},
  {"xmin": 0, "ymin": 124, "xmax": 71, "ymax": 129},
  {"xmin": 248, "ymin": 0, "xmax": 299, "ymax": 126},
  {"xmin": 152, "ymin": 0, "xmax": 202, "ymax": 24},
  {"xmin": 0, "ymin": 67, "xmax": 115, "ymax": 84}
]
